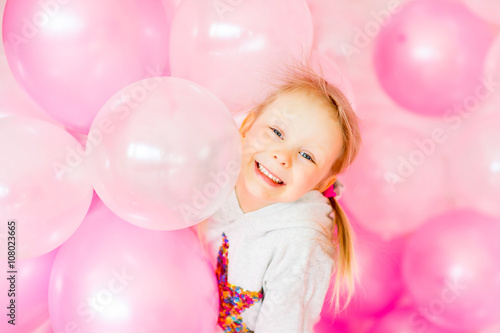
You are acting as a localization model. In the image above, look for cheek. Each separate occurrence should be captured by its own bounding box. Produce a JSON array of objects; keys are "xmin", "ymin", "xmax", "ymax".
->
[
  {"xmin": 243, "ymin": 129, "xmax": 271, "ymax": 154},
  {"xmin": 293, "ymin": 165, "xmax": 316, "ymax": 184},
  {"xmin": 241, "ymin": 137, "xmax": 262, "ymax": 160},
  {"xmin": 241, "ymin": 138, "xmax": 257, "ymax": 157}
]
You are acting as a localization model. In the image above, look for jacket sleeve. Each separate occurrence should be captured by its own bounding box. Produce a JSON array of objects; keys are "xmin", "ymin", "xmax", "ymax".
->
[{"xmin": 253, "ymin": 228, "xmax": 335, "ymax": 333}]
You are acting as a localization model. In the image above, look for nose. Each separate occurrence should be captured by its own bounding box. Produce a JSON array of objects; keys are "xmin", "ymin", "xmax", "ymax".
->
[{"xmin": 273, "ymin": 151, "xmax": 291, "ymax": 167}]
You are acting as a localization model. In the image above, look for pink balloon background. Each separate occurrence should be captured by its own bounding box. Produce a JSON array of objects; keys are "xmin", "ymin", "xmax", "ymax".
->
[
  {"xmin": 31, "ymin": 319, "xmax": 54, "ymax": 333},
  {"xmin": 48, "ymin": 197, "xmax": 218, "ymax": 333},
  {"xmin": 1, "ymin": 0, "xmax": 500, "ymax": 331},
  {"xmin": 449, "ymin": 114, "xmax": 500, "ymax": 219},
  {"xmin": 403, "ymin": 209, "xmax": 500, "ymax": 331},
  {"xmin": 2, "ymin": 0, "xmax": 171, "ymax": 133},
  {"xmin": 0, "ymin": 0, "xmax": 5, "ymax": 54},
  {"xmin": 483, "ymin": 34, "xmax": 500, "ymax": 115},
  {"xmin": 311, "ymin": 0, "xmax": 500, "ymax": 331},
  {"xmin": 341, "ymin": 119, "xmax": 451, "ymax": 239},
  {"xmin": 370, "ymin": 307, "xmax": 456, "ymax": 333},
  {"xmin": 462, "ymin": 0, "xmax": 500, "ymax": 26},
  {"xmin": 336, "ymin": 225, "xmax": 405, "ymax": 318}
]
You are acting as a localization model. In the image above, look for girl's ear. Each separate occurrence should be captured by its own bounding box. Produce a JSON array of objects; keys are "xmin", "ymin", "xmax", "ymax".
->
[
  {"xmin": 316, "ymin": 174, "xmax": 337, "ymax": 193},
  {"xmin": 239, "ymin": 111, "xmax": 257, "ymax": 138}
]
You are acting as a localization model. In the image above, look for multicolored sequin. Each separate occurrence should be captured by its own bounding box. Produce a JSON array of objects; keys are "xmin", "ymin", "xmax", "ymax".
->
[{"xmin": 216, "ymin": 232, "xmax": 264, "ymax": 332}]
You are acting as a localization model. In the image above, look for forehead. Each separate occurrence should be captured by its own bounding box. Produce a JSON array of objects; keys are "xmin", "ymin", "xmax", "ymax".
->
[
  {"xmin": 259, "ymin": 89, "xmax": 337, "ymax": 130},
  {"xmin": 257, "ymin": 89, "xmax": 343, "ymax": 158}
]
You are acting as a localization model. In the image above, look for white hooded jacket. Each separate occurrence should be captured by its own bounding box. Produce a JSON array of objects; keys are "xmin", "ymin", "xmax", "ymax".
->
[{"xmin": 205, "ymin": 188, "xmax": 336, "ymax": 333}]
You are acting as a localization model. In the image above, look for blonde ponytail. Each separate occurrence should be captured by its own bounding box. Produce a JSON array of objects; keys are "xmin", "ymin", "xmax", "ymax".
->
[{"xmin": 327, "ymin": 196, "xmax": 359, "ymax": 314}]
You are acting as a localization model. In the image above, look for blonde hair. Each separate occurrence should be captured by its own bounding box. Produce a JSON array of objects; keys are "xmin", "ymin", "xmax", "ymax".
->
[{"xmin": 198, "ymin": 57, "xmax": 362, "ymax": 316}]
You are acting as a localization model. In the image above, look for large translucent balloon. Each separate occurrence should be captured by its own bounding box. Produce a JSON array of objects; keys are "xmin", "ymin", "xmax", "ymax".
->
[
  {"xmin": 450, "ymin": 114, "xmax": 500, "ymax": 218},
  {"xmin": 87, "ymin": 76, "xmax": 241, "ymax": 230},
  {"xmin": 170, "ymin": 0, "xmax": 313, "ymax": 114},
  {"xmin": 341, "ymin": 120, "xmax": 451, "ymax": 239},
  {"xmin": 48, "ymin": 198, "xmax": 218, "ymax": 333},
  {"xmin": 2, "ymin": 0, "xmax": 170, "ymax": 132},
  {"xmin": 373, "ymin": 0, "xmax": 494, "ymax": 117},
  {"xmin": 0, "ymin": 116, "xmax": 93, "ymax": 258},
  {"xmin": 0, "ymin": 249, "xmax": 57, "ymax": 332},
  {"xmin": 403, "ymin": 209, "xmax": 500, "ymax": 331}
]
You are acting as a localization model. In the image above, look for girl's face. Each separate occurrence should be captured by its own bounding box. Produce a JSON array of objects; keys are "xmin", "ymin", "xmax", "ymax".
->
[{"xmin": 236, "ymin": 89, "xmax": 344, "ymax": 213}]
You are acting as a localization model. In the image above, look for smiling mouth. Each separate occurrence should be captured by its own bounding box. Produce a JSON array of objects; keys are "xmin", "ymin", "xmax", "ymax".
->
[{"xmin": 256, "ymin": 161, "xmax": 285, "ymax": 185}]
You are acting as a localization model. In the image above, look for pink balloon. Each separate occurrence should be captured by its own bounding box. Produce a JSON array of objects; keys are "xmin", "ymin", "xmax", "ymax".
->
[
  {"xmin": 2, "ymin": 0, "xmax": 170, "ymax": 132},
  {"xmin": 450, "ymin": 114, "xmax": 500, "ymax": 218},
  {"xmin": 48, "ymin": 198, "xmax": 218, "ymax": 333},
  {"xmin": 479, "ymin": 322, "xmax": 500, "ymax": 333},
  {"xmin": 0, "ymin": 116, "xmax": 93, "ymax": 258},
  {"xmin": 316, "ymin": 300, "xmax": 376, "ymax": 333},
  {"xmin": 0, "ymin": 249, "xmax": 57, "ymax": 332},
  {"xmin": 317, "ymin": 212, "xmax": 406, "ymax": 331},
  {"xmin": 341, "ymin": 120, "xmax": 451, "ymax": 239},
  {"xmin": 463, "ymin": 0, "xmax": 500, "ymax": 27},
  {"xmin": 87, "ymin": 76, "xmax": 241, "ymax": 230},
  {"xmin": 403, "ymin": 209, "xmax": 500, "ymax": 331},
  {"xmin": 314, "ymin": 316, "xmax": 353, "ymax": 333},
  {"xmin": 316, "ymin": 229, "xmax": 405, "ymax": 332},
  {"xmin": 170, "ymin": 0, "xmax": 313, "ymax": 114},
  {"xmin": 482, "ymin": 34, "xmax": 500, "ymax": 116},
  {"xmin": 373, "ymin": 0, "xmax": 494, "ymax": 117},
  {"xmin": 1, "ymin": 0, "xmax": 7, "ymax": 55},
  {"xmin": 0, "ymin": 54, "xmax": 57, "ymax": 122},
  {"xmin": 32, "ymin": 319, "xmax": 54, "ymax": 333},
  {"xmin": 371, "ymin": 307, "xmax": 455, "ymax": 333},
  {"xmin": 339, "ymin": 226, "xmax": 405, "ymax": 318},
  {"xmin": 160, "ymin": 0, "xmax": 182, "ymax": 14}
]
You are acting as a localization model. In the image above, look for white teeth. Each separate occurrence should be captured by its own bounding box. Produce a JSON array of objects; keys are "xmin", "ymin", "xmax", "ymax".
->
[{"xmin": 258, "ymin": 163, "xmax": 283, "ymax": 184}]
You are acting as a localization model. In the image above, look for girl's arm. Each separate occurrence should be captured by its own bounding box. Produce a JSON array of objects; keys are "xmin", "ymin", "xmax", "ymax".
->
[{"xmin": 253, "ymin": 228, "xmax": 334, "ymax": 332}]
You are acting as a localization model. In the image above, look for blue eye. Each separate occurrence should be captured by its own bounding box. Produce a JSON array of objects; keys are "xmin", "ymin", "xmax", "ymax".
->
[
  {"xmin": 301, "ymin": 152, "xmax": 314, "ymax": 163},
  {"xmin": 270, "ymin": 127, "xmax": 283, "ymax": 139}
]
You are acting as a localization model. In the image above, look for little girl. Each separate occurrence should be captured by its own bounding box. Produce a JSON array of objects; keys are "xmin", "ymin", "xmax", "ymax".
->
[{"xmin": 198, "ymin": 59, "xmax": 361, "ymax": 332}]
